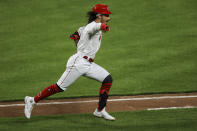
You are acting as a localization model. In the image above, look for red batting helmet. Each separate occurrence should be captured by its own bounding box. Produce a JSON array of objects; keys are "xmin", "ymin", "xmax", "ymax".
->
[{"xmin": 92, "ymin": 4, "xmax": 112, "ymax": 14}]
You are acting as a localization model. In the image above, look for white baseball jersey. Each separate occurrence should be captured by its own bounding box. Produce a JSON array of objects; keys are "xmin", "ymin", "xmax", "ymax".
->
[
  {"xmin": 57, "ymin": 21, "xmax": 109, "ymax": 90},
  {"xmin": 77, "ymin": 21, "xmax": 102, "ymax": 59}
]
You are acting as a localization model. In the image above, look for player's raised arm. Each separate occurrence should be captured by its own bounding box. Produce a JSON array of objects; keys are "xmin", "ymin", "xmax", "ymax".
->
[
  {"xmin": 86, "ymin": 4, "xmax": 111, "ymax": 35},
  {"xmin": 86, "ymin": 22, "xmax": 102, "ymax": 35},
  {"xmin": 86, "ymin": 20, "xmax": 110, "ymax": 35}
]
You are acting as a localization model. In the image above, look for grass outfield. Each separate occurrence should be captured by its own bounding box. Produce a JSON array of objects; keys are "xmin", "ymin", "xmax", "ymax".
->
[
  {"xmin": 0, "ymin": 0, "xmax": 197, "ymax": 101},
  {"xmin": 0, "ymin": 108, "xmax": 197, "ymax": 131}
]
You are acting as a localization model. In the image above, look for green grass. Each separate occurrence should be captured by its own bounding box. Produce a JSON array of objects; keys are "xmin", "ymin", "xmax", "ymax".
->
[
  {"xmin": 1, "ymin": 108, "xmax": 197, "ymax": 131},
  {"xmin": 0, "ymin": 0, "xmax": 197, "ymax": 101}
]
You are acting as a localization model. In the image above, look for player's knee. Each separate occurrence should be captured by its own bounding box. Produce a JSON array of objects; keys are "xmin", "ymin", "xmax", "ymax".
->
[{"xmin": 103, "ymin": 75, "xmax": 113, "ymax": 84}]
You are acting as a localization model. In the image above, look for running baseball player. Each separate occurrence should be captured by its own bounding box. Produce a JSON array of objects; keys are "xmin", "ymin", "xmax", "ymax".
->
[{"xmin": 24, "ymin": 4, "xmax": 115, "ymax": 121}]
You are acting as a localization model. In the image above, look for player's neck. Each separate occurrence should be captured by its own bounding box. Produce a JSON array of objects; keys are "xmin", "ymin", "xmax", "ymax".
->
[{"xmin": 95, "ymin": 18, "xmax": 101, "ymax": 23}]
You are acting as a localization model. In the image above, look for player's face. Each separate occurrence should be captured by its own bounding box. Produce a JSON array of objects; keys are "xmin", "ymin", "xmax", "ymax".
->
[{"xmin": 101, "ymin": 14, "xmax": 110, "ymax": 23}]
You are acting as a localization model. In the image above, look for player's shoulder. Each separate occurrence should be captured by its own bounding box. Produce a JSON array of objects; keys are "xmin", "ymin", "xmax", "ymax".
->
[
  {"xmin": 77, "ymin": 26, "xmax": 85, "ymax": 35},
  {"xmin": 84, "ymin": 21, "xmax": 99, "ymax": 32},
  {"xmin": 86, "ymin": 21, "xmax": 97, "ymax": 28},
  {"xmin": 78, "ymin": 26, "xmax": 85, "ymax": 32}
]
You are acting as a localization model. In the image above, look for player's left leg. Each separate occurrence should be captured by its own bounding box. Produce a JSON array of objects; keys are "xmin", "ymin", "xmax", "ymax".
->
[
  {"xmin": 24, "ymin": 84, "xmax": 63, "ymax": 119},
  {"xmin": 33, "ymin": 83, "xmax": 64, "ymax": 103},
  {"xmin": 84, "ymin": 63, "xmax": 115, "ymax": 120},
  {"xmin": 25, "ymin": 55, "xmax": 83, "ymax": 119}
]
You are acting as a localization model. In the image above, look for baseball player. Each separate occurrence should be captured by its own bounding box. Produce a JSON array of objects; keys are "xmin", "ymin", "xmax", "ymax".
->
[{"xmin": 24, "ymin": 4, "xmax": 115, "ymax": 121}]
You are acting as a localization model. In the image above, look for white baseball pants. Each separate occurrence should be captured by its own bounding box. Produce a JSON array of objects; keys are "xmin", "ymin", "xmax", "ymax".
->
[{"xmin": 57, "ymin": 53, "xmax": 110, "ymax": 91}]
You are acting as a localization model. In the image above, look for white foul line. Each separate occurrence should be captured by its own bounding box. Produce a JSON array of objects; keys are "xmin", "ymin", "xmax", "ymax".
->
[
  {"xmin": 0, "ymin": 95, "xmax": 197, "ymax": 108},
  {"xmin": 147, "ymin": 106, "xmax": 197, "ymax": 111}
]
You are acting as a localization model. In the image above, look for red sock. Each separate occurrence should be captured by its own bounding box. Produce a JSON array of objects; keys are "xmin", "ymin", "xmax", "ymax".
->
[
  {"xmin": 97, "ymin": 83, "xmax": 112, "ymax": 111},
  {"xmin": 34, "ymin": 84, "xmax": 60, "ymax": 103}
]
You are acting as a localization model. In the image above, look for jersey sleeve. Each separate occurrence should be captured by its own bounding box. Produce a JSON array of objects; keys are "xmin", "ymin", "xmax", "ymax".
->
[{"xmin": 86, "ymin": 22, "xmax": 101, "ymax": 35}]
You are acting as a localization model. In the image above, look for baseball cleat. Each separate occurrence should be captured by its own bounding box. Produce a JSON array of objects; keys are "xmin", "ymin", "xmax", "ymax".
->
[
  {"xmin": 24, "ymin": 96, "xmax": 35, "ymax": 119},
  {"xmin": 93, "ymin": 108, "xmax": 115, "ymax": 121}
]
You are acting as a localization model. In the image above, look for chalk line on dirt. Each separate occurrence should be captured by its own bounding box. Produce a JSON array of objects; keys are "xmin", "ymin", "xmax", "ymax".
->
[
  {"xmin": 147, "ymin": 106, "xmax": 197, "ymax": 110},
  {"xmin": 0, "ymin": 95, "xmax": 197, "ymax": 108}
]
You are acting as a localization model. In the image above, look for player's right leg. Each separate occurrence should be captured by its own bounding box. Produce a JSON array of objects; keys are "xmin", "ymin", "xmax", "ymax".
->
[
  {"xmin": 84, "ymin": 63, "xmax": 115, "ymax": 120},
  {"xmin": 93, "ymin": 74, "xmax": 115, "ymax": 121},
  {"xmin": 24, "ymin": 55, "xmax": 82, "ymax": 119}
]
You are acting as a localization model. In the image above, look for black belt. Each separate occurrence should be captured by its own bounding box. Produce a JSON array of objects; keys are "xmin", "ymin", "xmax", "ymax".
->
[{"xmin": 83, "ymin": 56, "xmax": 94, "ymax": 63}]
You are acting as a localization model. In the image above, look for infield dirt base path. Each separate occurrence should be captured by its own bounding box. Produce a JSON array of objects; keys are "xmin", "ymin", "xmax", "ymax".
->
[{"xmin": 1, "ymin": 92, "xmax": 197, "ymax": 117}]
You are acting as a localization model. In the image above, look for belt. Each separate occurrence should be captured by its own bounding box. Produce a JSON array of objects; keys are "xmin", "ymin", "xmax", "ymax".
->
[{"xmin": 83, "ymin": 56, "xmax": 94, "ymax": 63}]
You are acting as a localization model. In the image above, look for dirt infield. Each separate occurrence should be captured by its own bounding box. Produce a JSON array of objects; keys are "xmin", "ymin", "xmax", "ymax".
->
[{"xmin": 1, "ymin": 92, "xmax": 197, "ymax": 117}]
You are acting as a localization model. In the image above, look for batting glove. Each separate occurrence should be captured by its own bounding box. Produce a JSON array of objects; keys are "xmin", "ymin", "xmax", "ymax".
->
[
  {"xmin": 101, "ymin": 23, "xmax": 109, "ymax": 32},
  {"xmin": 70, "ymin": 31, "xmax": 80, "ymax": 40}
]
